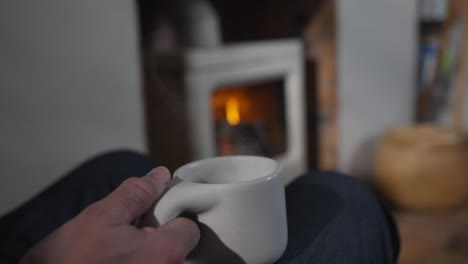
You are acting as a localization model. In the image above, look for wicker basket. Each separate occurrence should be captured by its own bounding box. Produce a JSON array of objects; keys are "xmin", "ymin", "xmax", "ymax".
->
[{"xmin": 375, "ymin": 125, "xmax": 468, "ymax": 211}]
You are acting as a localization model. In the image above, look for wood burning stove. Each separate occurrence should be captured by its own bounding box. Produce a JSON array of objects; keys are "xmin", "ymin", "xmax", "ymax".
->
[{"xmin": 144, "ymin": 39, "xmax": 306, "ymax": 183}]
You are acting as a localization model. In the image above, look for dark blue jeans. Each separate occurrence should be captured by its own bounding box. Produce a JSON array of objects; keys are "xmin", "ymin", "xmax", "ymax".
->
[{"xmin": 0, "ymin": 151, "xmax": 399, "ymax": 263}]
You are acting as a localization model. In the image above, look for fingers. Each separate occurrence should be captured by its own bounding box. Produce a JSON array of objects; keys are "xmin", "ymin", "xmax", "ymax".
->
[
  {"xmin": 94, "ymin": 166, "xmax": 172, "ymax": 224},
  {"xmin": 148, "ymin": 217, "xmax": 200, "ymax": 263}
]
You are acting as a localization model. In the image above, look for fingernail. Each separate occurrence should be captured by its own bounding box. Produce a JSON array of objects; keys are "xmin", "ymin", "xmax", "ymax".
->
[
  {"xmin": 154, "ymin": 166, "xmax": 170, "ymax": 175},
  {"xmin": 150, "ymin": 166, "xmax": 171, "ymax": 183}
]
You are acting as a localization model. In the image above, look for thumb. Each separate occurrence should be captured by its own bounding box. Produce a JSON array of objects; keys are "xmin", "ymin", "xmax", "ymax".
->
[
  {"xmin": 146, "ymin": 217, "xmax": 200, "ymax": 262},
  {"xmin": 97, "ymin": 166, "xmax": 172, "ymax": 224}
]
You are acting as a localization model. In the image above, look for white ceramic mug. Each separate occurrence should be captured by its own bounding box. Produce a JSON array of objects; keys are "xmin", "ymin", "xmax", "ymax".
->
[{"xmin": 153, "ymin": 155, "xmax": 288, "ymax": 264}]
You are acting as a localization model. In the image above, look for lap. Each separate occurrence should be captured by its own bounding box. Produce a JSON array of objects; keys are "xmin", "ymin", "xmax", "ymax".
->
[
  {"xmin": 279, "ymin": 172, "xmax": 399, "ymax": 263},
  {"xmin": 0, "ymin": 150, "xmax": 156, "ymax": 263},
  {"xmin": 0, "ymin": 151, "xmax": 399, "ymax": 264}
]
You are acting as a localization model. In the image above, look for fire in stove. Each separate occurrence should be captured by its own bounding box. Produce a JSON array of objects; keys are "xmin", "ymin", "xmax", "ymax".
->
[
  {"xmin": 211, "ymin": 80, "xmax": 287, "ymax": 157},
  {"xmin": 226, "ymin": 97, "xmax": 241, "ymax": 126}
]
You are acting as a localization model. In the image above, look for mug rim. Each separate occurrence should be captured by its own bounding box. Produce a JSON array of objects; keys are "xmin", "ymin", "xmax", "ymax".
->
[{"xmin": 173, "ymin": 155, "xmax": 281, "ymax": 185}]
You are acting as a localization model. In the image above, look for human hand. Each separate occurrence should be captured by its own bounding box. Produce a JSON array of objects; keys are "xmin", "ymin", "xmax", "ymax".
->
[{"xmin": 20, "ymin": 167, "xmax": 200, "ymax": 264}]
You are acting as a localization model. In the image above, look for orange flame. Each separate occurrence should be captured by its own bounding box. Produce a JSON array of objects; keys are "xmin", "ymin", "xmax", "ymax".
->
[{"xmin": 226, "ymin": 97, "xmax": 241, "ymax": 126}]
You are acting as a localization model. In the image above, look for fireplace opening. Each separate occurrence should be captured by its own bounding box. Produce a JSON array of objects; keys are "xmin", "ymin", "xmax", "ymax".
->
[{"xmin": 211, "ymin": 79, "xmax": 287, "ymax": 157}]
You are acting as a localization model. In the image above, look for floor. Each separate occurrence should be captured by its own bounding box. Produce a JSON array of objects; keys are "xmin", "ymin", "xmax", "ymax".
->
[{"xmin": 394, "ymin": 206, "xmax": 468, "ymax": 264}]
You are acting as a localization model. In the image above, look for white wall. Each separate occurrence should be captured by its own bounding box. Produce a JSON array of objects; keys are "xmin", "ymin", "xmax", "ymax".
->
[
  {"xmin": 0, "ymin": 1, "xmax": 146, "ymax": 215},
  {"xmin": 337, "ymin": 0, "xmax": 418, "ymax": 174}
]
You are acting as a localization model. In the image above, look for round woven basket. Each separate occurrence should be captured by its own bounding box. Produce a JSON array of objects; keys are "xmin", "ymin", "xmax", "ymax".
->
[{"xmin": 375, "ymin": 125, "xmax": 468, "ymax": 211}]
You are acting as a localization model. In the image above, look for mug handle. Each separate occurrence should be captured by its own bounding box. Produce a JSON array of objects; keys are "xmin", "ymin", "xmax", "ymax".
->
[{"xmin": 152, "ymin": 177, "xmax": 219, "ymax": 226}]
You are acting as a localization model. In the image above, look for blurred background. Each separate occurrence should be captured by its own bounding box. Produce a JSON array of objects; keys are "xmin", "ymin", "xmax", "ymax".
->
[{"xmin": 0, "ymin": 0, "xmax": 467, "ymax": 263}]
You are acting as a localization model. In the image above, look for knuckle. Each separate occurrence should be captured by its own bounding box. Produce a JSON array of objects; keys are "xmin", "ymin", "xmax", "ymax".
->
[
  {"xmin": 120, "ymin": 177, "xmax": 154, "ymax": 206},
  {"xmin": 80, "ymin": 202, "xmax": 108, "ymax": 219}
]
